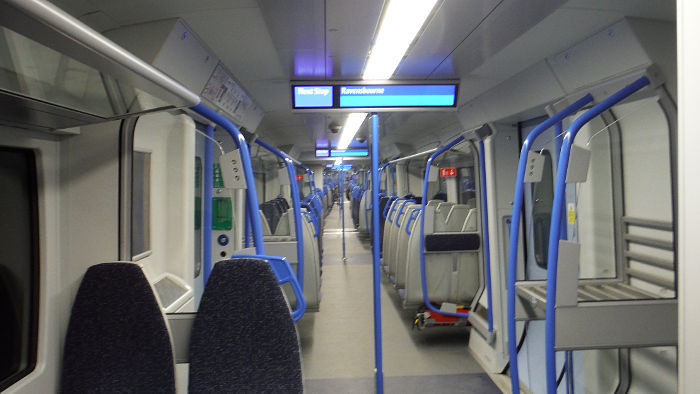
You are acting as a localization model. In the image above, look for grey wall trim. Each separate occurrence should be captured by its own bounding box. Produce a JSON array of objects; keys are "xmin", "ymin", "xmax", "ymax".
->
[{"xmin": 119, "ymin": 117, "xmax": 138, "ymax": 260}]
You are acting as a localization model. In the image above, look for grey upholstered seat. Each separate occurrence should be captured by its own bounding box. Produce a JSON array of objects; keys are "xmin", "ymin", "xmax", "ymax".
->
[
  {"xmin": 61, "ymin": 262, "xmax": 175, "ymax": 393},
  {"xmin": 189, "ymin": 258, "xmax": 302, "ymax": 393}
]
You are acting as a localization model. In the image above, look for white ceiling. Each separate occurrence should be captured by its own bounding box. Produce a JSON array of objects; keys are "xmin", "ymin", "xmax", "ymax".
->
[{"xmin": 51, "ymin": 0, "xmax": 676, "ymax": 163}]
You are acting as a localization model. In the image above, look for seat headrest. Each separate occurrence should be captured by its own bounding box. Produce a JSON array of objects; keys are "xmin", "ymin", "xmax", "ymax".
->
[
  {"xmin": 188, "ymin": 259, "xmax": 302, "ymax": 393},
  {"xmin": 62, "ymin": 263, "xmax": 175, "ymax": 393}
]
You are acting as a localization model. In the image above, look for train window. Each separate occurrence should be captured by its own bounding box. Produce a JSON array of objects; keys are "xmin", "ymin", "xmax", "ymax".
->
[
  {"xmin": 532, "ymin": 150, "xmax": 554, "ymax": 268},
  {"xmin": 0, "ymin": 147, "xmax": 39, "ymax": 390},
  {"xmin": 458, "ymin": 167, "xmax": 476, "ymax": 205},
  {"xmin": 131, "ymin": 151, "xmax": 151, "ymax": 259},
  {"xmin": 194, "ymin": 157, "xmax": 202, "ymax": 278}
]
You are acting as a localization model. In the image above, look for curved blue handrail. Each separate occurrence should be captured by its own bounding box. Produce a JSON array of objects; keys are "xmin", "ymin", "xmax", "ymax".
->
[
  {"xmin": 301, "ymin": 203, "xmax": 319, "ymax": 237},
  {"xmin": 387, "ymin": 197, "xmax": 407, "ymax": 224},
  {"xmin": 190, "ymin": 104, "xmax": 265, "ymax": 255},
  {"xmin": 505, "ymin": 94, "xmax": 594, "ymax": 394},
  {"xmin": 305, "ymin": 194, "xmax": 323, "ymax": 220},
  {"xmin": 298, "ymin": 164, "xmax": 315, "ymax": 195},
  {"xmin": 383, "ymin": 196, "xmax": 398, "ymax": 219},
  {"xmin": 255, "ymin": 138, "xmax": 305, "ymax": 290},
  {"xmin": 405, "ymin": 208, "xmax": 421, "ymax": 235},
  {"xmin": 233, "ymin": 254, "xmax": 306, "ymax": 322},
  {"xmin": 419, "ymin": 136, "xmax": 470, "ymax": 318},
  {"xmin": 544, "ymin": 76, "xmax": 649, "ymax": 394},
  {"xmin": 395, "ymin": 199, "xmax": 416, "ymax": 228}
]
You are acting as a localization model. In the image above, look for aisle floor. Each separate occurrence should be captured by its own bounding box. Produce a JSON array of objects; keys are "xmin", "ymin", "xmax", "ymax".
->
[{"xmin": 299, "ymin": 201, "xmax": 502, "ymax": 393}]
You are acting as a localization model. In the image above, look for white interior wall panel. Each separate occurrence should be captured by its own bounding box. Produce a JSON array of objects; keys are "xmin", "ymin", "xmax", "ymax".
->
[
  {"xmin": 678, "ymin": 2, "xmax": 700, "ymax": 391},
  {"xmin": 133, "ymin": 113, "xmax": 195, "ymax": 291}
]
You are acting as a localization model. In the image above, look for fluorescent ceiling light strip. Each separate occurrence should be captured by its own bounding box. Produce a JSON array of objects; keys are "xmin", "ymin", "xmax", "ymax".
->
[
  {"xmin": 362, "ymin": 0, "xmax": 438, "ymax": 80},
  {"xmin": 337, "ymin": 113, "xmax": 368, "ymax": 150}
]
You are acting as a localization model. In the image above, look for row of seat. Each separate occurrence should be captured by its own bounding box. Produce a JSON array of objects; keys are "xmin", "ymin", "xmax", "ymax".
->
[
  {"xmin": 62, "ymin": 260, "xmax": 302, "ymax": 393},
  {"xmin": 379, "ymin": 198, "xmax": 483, "ymax": 310}
]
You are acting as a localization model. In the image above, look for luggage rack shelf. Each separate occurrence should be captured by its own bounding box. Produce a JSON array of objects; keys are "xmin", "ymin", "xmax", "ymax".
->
[
  {"xmin": 516, "ymin": 279, "xmax": 660, "ymax": 307},
  {"xmin": 514, "ymin": 215, "xmax": 677, "ymax": 351}
]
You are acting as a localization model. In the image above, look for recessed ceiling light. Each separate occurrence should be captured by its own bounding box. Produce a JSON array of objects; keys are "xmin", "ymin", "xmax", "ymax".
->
[
  {"xmin": 362, "ymin": 0, "xmax": 438, "ymax": 80},
  {"xmin": 337, "ymin": 113, "xmax": 368, "ymax": 150}
]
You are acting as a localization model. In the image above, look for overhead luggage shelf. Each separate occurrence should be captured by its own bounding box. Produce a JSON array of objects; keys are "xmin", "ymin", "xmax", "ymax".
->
[{"xmin": 0, "ymin": 0, "xmax": 199, "ymax": 130}]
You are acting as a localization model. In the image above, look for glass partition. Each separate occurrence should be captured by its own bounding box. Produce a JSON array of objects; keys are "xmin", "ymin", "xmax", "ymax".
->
[{"xmin": 0, "ymin": 26, "xmax": 173, "ymax": 121}]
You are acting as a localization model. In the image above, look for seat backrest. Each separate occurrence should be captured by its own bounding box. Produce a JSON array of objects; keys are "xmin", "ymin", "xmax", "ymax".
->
[
  {"xmin": 61, "ymin": 263, "xmax": 175, "ymax": 393},
  {"xmin": 260, "ymin": 202, "xmax": 277, "ymax": 232},
  {"xmin": 426, "ymin": 200, "xmax": 441, "ymax": 208},
  {"xmin": 189, "ymin": 259, "xmax": 302, "ymax": 393},
  {"xmin": 274, "ymin": 210, "xmax": 291, "ymax": 236},
  {"xmin": 260, "ymin": 210, "xmax": 272, "ymax": 236},
  {"xmin": 461, "ymin": 208, "xmax": 478, "ymax": 232},
  {"xmin": 434, "ymin": 202, "xmax": 454, "ymax": 232},
  {"xmin": 445, "ymin": 204, "xmax": 471, "ymax": 231}
]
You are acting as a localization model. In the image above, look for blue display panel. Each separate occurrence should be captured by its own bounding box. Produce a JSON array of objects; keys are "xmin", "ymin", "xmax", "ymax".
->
[
  {"xmin": 330, "ymin": 149, "xmax": 368, "ymax": 157},
  {"xmin": 293, "ymin": 86, "xmax": 333, "ymax": 108},
  {"xmin": 339, "ymin": 84, "xmax": 456, "ymax": 107},
  {"xmin": 315, "ymin": 149, "xmax": 330, "ymax": 157}
]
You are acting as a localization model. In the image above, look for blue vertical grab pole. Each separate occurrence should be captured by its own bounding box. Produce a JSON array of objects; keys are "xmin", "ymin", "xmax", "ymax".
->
[
  {"xmin": 505, "ymin": 94, "xmax": 594, "ymax": 394},
  {"xmin": 285, "ymin": 158, "xmax": 305, "ymax": 289},
  {"xmin": 544, "ymin": 76, "xmax": 649, "ymax": 394},
  {"xmin": 340, "ymin": 160, "xmax": 346, "ymax": 260},
  {"xmin": 555, "ymin": 121, "xmax": 573, "ymax": 394},
  {"xmin": 203, "ymin": 124, "xmax": 214, "ymax": 285},
  {"xmin": 370, "ymin": 113, "xmax": 384, "ymax": 393}
]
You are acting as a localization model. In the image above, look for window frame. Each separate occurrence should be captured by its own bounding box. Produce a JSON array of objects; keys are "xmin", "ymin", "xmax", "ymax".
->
[{"xmin": 0, "ymin": 146, "xmax": 40, "ymax": 392}]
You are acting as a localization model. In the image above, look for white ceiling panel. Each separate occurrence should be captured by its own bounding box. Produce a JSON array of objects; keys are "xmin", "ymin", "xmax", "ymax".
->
[
  {"xmin": 469, "ymin": 7, "xmax": 623, "ymax": 81},
  {"xmin": 182, "ymin": 10, "xmax": 285, "ymax": 84},
  {"xmin": 564, "ymin": 0, "xmax": 675, "ymax": 22},
  {"xmin": 325, "ymin": 0, "xmax": 384, "ymax": 79},
  {"xmin": 395, "ymin": 0, "xmax": 501, "ymax": 79},
  {"xmin": 258, "ymin": 0, "xmax": 326, "ymax": 79},
  {"xmin": 430, "ymin": 0, "xmax": 566, "ymax": 78}
]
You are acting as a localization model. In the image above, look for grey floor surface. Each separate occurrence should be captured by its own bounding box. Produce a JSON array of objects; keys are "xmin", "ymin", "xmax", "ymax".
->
[{"xmin": 299, "ymin": 201, "xmax": 501, "ymax": 393}]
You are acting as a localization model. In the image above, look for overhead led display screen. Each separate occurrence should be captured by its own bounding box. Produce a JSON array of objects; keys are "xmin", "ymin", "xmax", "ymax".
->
[
  {"xmin": 339, "ymin": 84, "xmax": 457, "ymax": 108},
  {"xmin": 315, "ymin": 149, "xmax": 330, "ymax": 157},
  {"xmin": 330, "ymin": 149, "xmax": 368, "ymax": 157},
  {"xmin": 291, "ymin": 83, "xmax": 458, "ymax": 110},
  {"xmin": 293, "ymin": 86, "xmax": 333, "ymax": 108},
  {"xmin": 325, "ymin": 163, "xmax": 353, "ymax": 170}
]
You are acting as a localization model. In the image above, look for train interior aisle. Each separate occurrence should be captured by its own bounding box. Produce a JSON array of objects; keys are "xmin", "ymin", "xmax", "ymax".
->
[
  {"xmin": 299, "ymin": 199, "xmax": 500, "ymax": 393},
  {"xmin": 1, "ymin": 0, "xmax": 697, "ymax": 393}
]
